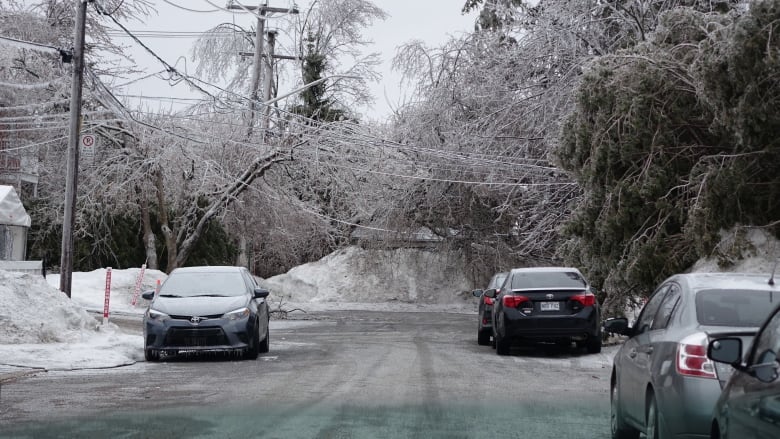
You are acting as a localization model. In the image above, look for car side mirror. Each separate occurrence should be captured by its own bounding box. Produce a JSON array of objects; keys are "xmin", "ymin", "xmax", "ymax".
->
[
  {"xmin": 141, "ymin": 290, "xmax": 155, "ymax": 301},
  {"xmin": 472, "ymin": 289, "xmax": 484, "ymax": 298},
  {"xmin": 708, "ymin": 337, "xmax": 743, "ymax": 366},
  {"xmin": 254, "ymin": 287, "xmax": 270, "ymax": 299},
  {"xmin": 603, "ymin": 317, "xmax": 631, "ymax": 336},
  {"xmin": 483, "ymin": 289, "xmax": 497, "ymax": 299}
]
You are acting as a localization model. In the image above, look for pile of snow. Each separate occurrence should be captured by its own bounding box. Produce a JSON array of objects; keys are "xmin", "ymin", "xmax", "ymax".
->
[
  {"xmin": 0, "ymin": 271, "xmax": 97, "ymax": 344},
  {"xmin": 259, "ymin": 246, "xmax": 475, "ymax": 311},
  {"xmin": 46, "ymin": 267, "xmax": 168, "ymax": 315},
  {"xmin": 0, "ymin": 270, "xmax": 147, "ymax": 370},
  {"xmin": 690, "ymin": 228, "xmax": 780, "ymax": 274}
]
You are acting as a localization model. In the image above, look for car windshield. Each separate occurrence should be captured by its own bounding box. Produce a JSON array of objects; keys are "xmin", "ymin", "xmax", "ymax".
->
[
  {"xmin": 159, "ymin": 271, "xmax": 247, "ymax": 297},
  {"xmin": 510, "ymin": 271, "xmax": 586, "ymax": 289},
  {"xmin": 696, "ymin": 289, "xmax": 778, "ymax": 327}
]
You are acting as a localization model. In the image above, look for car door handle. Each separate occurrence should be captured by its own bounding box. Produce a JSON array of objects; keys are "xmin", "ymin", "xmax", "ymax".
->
[{"xmin": 638, "ymin": 346, "xmax": 654, "ymax": 355}]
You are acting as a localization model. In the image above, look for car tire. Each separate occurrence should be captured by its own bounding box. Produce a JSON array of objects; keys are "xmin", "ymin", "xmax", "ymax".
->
[
  {"xmin": 495, "ymin": 331, "xmax": 510, "ymax": 356},
  {"xmin": 477, "ymin": 329, "xmax": 491, "ymax": 346},
  {"xmin": 611, "ymin": 380, "xmax": 639, "ymax": 439},
  {"xmin": 259, "ymin": 327, "xmax": 270, "ymax": 354},
  {"xmin": 646, "ymin": 392, "xmax": 669, "ymax": 439},
  {"xmin": 586, "ymin": 336, "xmax": 602, "ymax": 354},
  {"xmin": 245, "ymin": 325, "xmax": 260, "ymax": 360},
  {"xmin": 145, "ymin": 348, "xmax": 159, "ymax": 362}
]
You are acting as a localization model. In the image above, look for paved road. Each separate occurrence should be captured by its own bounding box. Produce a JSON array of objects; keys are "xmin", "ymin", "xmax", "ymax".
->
[{"xmin": 0, "ymin": 310, "xmax": 616, "ymax": 438}]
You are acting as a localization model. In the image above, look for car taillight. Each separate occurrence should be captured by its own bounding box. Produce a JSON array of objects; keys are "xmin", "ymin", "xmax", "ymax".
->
[
  {"xmin": 676, "ymin": 332, "xmax": 717, "ymax": 379},
  {"xmin": 570, "ymin": 293, "xmax": 596, "ymax": 307},
  {"xmin": 503, "ymin": 295, "xmax": 530, "ymax": 308},
  {"xmin": 483, "ymin": 296, "xmax": 494, "ymax": 306}
]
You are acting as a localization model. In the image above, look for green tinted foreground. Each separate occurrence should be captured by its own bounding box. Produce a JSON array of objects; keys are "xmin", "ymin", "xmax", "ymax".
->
[{"xmin": 1, "ymin": 401, "xmax": 609, "ymax": 438}]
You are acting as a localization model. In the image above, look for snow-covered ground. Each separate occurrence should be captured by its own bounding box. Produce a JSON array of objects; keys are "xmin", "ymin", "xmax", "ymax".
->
[{"xmin": 1, "ymin": 231, "xmax": 777, "ymax": 374}]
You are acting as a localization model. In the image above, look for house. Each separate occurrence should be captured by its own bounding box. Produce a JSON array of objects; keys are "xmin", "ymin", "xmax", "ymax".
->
[{"xmin": 0, "ymin": 184, "xmax": 31, "ymax": 261}]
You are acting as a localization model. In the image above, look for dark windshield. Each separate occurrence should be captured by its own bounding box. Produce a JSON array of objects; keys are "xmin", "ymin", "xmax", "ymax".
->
[
  {"xmin": 696, "ymin": 289, "xmax": 778, "ymax": 327},
  {"xmin": 510, "ymin": 271, "xmax": 586, "ymax": 290},
  {"xmin": 159, "ymin": 271, "xmax": 247, "ymax": 297}
]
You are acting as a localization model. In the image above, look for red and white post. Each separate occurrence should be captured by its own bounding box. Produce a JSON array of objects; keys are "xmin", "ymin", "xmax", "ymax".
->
[
  {"xmin": 130, "ymin": 264, "xmax": 147, "ymax": 306},
  {"xmin": 103, "ymin": 267, "xmax": 112, "ymax": 325}
]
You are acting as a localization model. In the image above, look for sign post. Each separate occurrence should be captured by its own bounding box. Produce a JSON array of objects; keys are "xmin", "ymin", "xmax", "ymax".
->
[
  {"xmin": 103, "ymin": 267, "xmax": 112, "ymax": 325},
  {"xmin": 130, "ymin": 264, "xmax": 146, "ymax": 306}
]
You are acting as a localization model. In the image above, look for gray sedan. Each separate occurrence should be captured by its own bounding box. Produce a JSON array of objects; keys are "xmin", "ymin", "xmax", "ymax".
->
[{"xmin": 605, "ymin": 272, "xmax": 780, "ymax": 439}]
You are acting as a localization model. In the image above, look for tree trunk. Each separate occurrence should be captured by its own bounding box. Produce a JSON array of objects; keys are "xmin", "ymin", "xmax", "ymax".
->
[
  {"xmin": 154, "ymin": 172, "xmax": 178, "ymax": 273},
  {"xmin": 139, "ymin": 191, "xmax": 158, "ymax": 270}
]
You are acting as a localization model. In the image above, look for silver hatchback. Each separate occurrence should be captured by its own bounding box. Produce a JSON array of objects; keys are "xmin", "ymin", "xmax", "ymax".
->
[{"xmin": 605, "ymin": 272, "xmax": 780, "ymax": 439}]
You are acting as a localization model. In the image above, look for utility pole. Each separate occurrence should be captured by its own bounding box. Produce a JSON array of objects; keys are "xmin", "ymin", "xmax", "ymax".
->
[
  {"xmin": 228, "ymin": 2, "xmax": 298, "ymax": 138},
  {"xmin": 60, "ymin": 0, "xmax": 89, "ymax": 298},
  {"xmin": 260, "ymin": 30, "xmax": 276, "ymax": 136}
]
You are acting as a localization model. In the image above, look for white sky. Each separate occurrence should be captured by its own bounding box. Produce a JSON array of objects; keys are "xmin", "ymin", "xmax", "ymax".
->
[{"xmin": 111, "ymin": 0, "xmax": 478, "ymax": 121}]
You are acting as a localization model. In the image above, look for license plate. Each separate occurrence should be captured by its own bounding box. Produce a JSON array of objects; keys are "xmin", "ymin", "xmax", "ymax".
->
[{"xmin": 541, "ymin": 302, "xmax": 559, "ymax": 311}]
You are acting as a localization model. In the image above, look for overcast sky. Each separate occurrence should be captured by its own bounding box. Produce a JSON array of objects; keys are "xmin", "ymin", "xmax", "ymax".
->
[{"xmin": 112, "ymin": 0, "xmax": 478, "ymax": 121}]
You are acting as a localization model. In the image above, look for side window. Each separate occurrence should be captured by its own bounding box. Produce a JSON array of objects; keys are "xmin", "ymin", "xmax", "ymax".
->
[
  {"xmin": 635, "ymin": 285, "xmax": 669, "ymax": 334},
  {"xmin": 241, "ymin": 270, "xmax": 255, "ymax": 290},
  {"xmin": 651, "ymin": 284, "xmax": 681, "ymax": 330},
  {"xmin": 751, "ymin": 307, "xmax": 780, "ymax": 365},
  {"xmin": 501, "ymin": 274, "xmax": 512, "ymax": 293}
]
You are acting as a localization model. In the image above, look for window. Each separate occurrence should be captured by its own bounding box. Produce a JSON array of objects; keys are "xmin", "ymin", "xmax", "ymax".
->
[
  {"xmin": 651, "ymin": 284, "xmax": 681, "ymax": 330},
  {"xmin": 510, "ymin": 271, "xmax": 586, "ymax": 289},
  {"xmin": 751, "ymin": 306, "xmax": 780, "ymax": 365},
  {"xmin": 635, "ymin": 285, "xmax": 669, "ymax": 334},
  {"xmin": 695, "ymin": 289, "xmax": 778, "ymax": 327}
]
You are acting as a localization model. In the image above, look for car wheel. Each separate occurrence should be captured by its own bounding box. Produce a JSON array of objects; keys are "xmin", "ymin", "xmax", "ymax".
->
[
  {"xmin": 144, "ymin": 348, "xmax": 159, "ymax": 362},
  {"xmin": 711, "ymin": 420, "xmax": 721, "ymax": 439},
  {"xmin": 259, "ymin": 327, "xmax": 270, "ymax": 354},
  {"xmin": 646, "ymin": 392, "xmax": 668, "ymax": 439},
  {"xmin": 586, "ymin": 336, "xmax": 602, "ymax": 354},
  {"xmin": 495, "ymin": 330, "xmax": 510, "ymax": 356},
  {"xmin": 245, "ymin": 324, "xmax": 260, "ymax": 360},
  {"xmin": 477, "ymin": 329, "xmax": 491, "ymax": 346},
  {"xmin": 611, "ymin": 380, "xmax": 639, "ymax": 439}
]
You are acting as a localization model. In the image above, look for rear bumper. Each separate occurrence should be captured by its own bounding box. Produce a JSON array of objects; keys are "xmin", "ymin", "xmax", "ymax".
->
[
  {"xmin": 498, "ymin": 307, "xmax": 600, "ymax": 341},
  {"xmin": 657, "ymin": 375, "xmax": 722, "ymax": 438},
  {"xmin": 479, "ymin": 306, "xmax": 493, "ymax": 330}
]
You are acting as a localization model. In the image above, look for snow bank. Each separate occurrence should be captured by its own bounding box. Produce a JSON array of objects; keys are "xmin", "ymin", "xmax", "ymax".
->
[
  {"xmin": 0, "ymin": 270, "xmax": 98, "ymax": 344},
  {"xmin": 46, "ymin": 267, "xmax": 168, "ymax": 314},
  {"xmin": 690, "ymin": 228, "xmax": 780, "ymax": 274},
  {"xmin": 260, "ymin": 246, "xmax": 473, "ymax": 304},
  {"xmin": 0, "ymin": 270, "xmax": 147, "ymax": 370}
]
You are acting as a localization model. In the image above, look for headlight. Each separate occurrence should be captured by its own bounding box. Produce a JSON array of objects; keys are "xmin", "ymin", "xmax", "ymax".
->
[
  {"xmin": 223, "ymin": 307, "xmax": 251, "ymax": 321},
  {"xmin": 146, "ymin": 309, "xmax": 170, "ymax": 321}
]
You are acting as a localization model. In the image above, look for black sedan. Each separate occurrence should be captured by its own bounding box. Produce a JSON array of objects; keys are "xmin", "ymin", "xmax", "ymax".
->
[
  {"xmin": 141, "ymin": 266, "xmax": 270, "ymax": 361},
  {"xmin": 708, "ymin": 302, "xmax": 780, "ymax": 439},
  {"xmin": 472, "ymin": 271, "xmax": 508, "ymax": 346},
  {"xmin": 485, "ymin": 267, "xmax": 601, "ymax": 355}
]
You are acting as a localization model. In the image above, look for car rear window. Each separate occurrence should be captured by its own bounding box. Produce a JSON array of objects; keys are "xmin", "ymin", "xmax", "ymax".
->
[
  {"xmin": 510, "ymin": 271, "xmax": 586, "ymax": 290},
  {"xmin": 695, "ymin": 289, "xmax": 778, "ymax": 327},
  {"xmin": 160, "ymin": 272, "xmax": 247, "ymax": 297}
]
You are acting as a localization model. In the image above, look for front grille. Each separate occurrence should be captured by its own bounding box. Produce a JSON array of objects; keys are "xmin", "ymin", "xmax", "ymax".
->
[
  {"xmin": 169, "ymin": 314, "xmax": 223, "ymax": 320},
  {"xmin": 165, "ymin": 327, "xmax": 228, "ymax": 347}
]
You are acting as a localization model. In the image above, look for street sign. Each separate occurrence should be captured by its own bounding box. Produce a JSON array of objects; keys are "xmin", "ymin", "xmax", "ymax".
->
[{"xmin": 80, "ymin": 134, "xmax": 95, "ymax": 165}]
